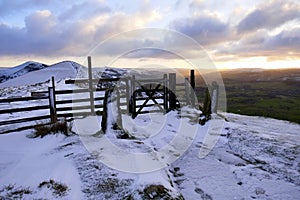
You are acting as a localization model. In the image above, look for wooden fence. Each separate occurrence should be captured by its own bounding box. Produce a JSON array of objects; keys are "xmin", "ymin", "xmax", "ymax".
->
[{"xmin": 0, "ymin": 56, "xmax": 212, "ymax": 133}]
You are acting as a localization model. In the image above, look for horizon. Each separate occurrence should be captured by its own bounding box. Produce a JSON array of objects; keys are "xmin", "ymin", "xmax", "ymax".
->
[
  {"xmin": 0, "ymin": 1, "xmax": 299, "ymax": 70},
  {"xmin": 0, "ymin": 59, "xmax": 299, "ymax": 72}
]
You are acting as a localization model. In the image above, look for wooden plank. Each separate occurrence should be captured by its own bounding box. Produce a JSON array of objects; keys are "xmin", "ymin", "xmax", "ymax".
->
[
  {"xmin": 57, "ymin": 112, "xmax": 101, "ymax": 118},
  {"xmin": 176, "ymin": 88, "xmax": 186, "ymax": 92},
  {"xmin": 176, "ymin": 83, "xmax": 186, "ymax": 86},
  {"xmin": 31, "ymin": 91, "xmax": 48, "ymax": 97},
  {"xmin": 133, "ymin": 88, "xmax": 164, "ymax": 93},
  {"xmin": 0, "ymin": 105, "xmax": 49, "ymax": 114},
  {"xmin": 0, "ymin": 115, "xmax": 51, "ymax": 126},
  {"xmin": 55, "ymin": 89, "xmax": 90, "ymax": 94},
  {"xmin": 134, "ymin": 78, "xmax": 165, "ymax": 83},
  {"xmin": 134, "ymin": 96, "xmax": 164, "ymax": 101},
  {"xmin": 136, "ymin": 110, "xmax": 164, "ymax": 115},
  {"xmin": 0, "ymin": 96, "xmax": 48, "ymax": 103},
  {"xmin": 35, "ymin": 88, "xmax": 109, "ymax": 95},
  {"xmin": 56, "ymin": 98, "xmax": 90, "ymax": 105},
  {"xmin": 65, "ymin": 78, "xmax": 120, "ymax": 84},
  {"xmin": 135, "ymin": 103, "xmax": 164, "ymax": 108},
  {"xmin": 119, "ymin": 102, "xmax": 128, "ymax": 106},
  {"xmin": 56, "ymin": 105, "xmax": 101, "ymax": 112}
]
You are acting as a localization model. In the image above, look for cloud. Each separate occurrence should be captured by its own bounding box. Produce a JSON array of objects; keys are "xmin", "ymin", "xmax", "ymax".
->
[
  {"xmin": 237, "ymin": 0, "xmax": 300, "ymax": 33},
  {"xmin": 0, "ymin": 1, "xmax": 161, "ymax": 57},
  {"xmin": 0, "ymin": 0, "xmax": 52, "ymax": 16},
  {"xmin": 170, "ymin": 13, "xmax": 233, "ymax": 46},
  {"xmin": 216, "ymin": 27, "xmax": 300, "ymax": 59},
  {"xmin": 58, "ymin": 0, "xmax": 111, "ymax": 22}
]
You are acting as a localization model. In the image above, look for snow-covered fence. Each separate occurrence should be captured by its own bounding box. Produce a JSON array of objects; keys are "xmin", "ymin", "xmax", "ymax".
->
[
  {"xmin": 0, "ymin": 76, "xmax": 123, "ymax": 131},
  {"xmin": 0, "ymin": 95, "xmax": 51, "ymax": 126}
]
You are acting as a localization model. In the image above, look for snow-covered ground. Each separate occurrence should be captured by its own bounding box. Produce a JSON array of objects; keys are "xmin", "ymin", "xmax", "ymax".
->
[
  {"xmin": 0, "ymin": 110, "xmax": 299, "ymax": 199},
  {"xmin": 0, "ymin": 64, "xmax": 299, "ymax": 199}
]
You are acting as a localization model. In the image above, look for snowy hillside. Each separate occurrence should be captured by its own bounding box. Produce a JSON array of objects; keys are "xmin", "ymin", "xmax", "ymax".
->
[
  {"xmin": 0, "ymin": 111, "xmax": 299, "ymax": 199},
  {"xmin": 0, "ymin": 61, "xmax": 86, "ymax": 89},
  {"xmin": 0, "ymin": 61, "xmax": 48, "ymax": 84},
  {"xmin": 0, "ymin": 65, "xmax": 299, "ymax": 199}
]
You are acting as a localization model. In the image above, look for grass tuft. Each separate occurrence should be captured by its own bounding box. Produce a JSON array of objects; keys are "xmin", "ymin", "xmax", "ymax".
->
[
  {"xmin": 38, "ymin": 179, "xmax": 69, "ymax": 197},
  {"xmin": 32, "ymin": 118, "xmax": 70, "ymax": 138}
]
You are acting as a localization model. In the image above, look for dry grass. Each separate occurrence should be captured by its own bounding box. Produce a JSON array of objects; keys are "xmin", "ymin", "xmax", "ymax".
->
[{"xmin": 32, "ymin": 118, "xmax": 69, "ymax": 138}]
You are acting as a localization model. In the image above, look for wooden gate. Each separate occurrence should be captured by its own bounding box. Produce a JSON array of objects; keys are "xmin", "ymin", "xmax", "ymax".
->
[{"xmin": 129, "ymin": 73, "xmax": 181, "ymax": 118}]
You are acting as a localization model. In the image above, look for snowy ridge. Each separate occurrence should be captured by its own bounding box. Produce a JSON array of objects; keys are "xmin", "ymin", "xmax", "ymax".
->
[
  {"xmin": 0, "ymin": 61, "xmax": 48, "ymax": 84},
  {"xmin": 0, "ymin": 61, "xmax": 86, "ymax": 89}
]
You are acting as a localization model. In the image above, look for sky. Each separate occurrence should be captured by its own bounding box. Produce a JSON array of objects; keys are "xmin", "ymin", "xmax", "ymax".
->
[{"xmin": 0, "ymin": 0, "xmax": 299, "ymax": 69}]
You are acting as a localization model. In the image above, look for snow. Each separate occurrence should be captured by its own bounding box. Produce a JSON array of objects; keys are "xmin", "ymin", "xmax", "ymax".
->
[
  {"xmin": 0, "ymin": 65, "xmax": 299, "ymax": 199},
  {"xmin": 1, "ymin": 110, "xmax": 299, "ymax": 199},
  {"xmin": 0, "ymin": 133, "xmax": 83, "ymax": 199},
  {"xmin": 0, "ymin": 61, "xmax": 81, "ymax": 88}
]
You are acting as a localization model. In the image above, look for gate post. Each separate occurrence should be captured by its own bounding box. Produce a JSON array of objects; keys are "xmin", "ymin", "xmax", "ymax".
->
[
  {"xmin": 169, "ymin": 73, "xmax": 176, "ymax": 110},
  {"xmin": 184, "ymin": 77, "xmax": 190, "ymax": 105},
  {"xmin": 125, "ymin": 78, "xmax": 130, "ymax": 114},
  {"xmin": 190, "ymin": 70, "xmax": 195, "ymax": 107},
  {"xmin": 101, "ymin": 89, "xmax": 112, "ymax": 133},
  {"xmin": 88, "ymin": 56, "xmax": 95, "ymax": 114},
  {"xmin": 211, "ymin": 81, "xmax": 219, "ymax": 113},
  {"xmin": 163, "ymin": 74, "xmax": 168, "ymax": 110},
  {"xmin": 129, "ymin": 75, "xmax": 136, "ymax": 116},
  {"xmin": 48, "ymin": 87, "xmax": 57, "ymax": 123}
]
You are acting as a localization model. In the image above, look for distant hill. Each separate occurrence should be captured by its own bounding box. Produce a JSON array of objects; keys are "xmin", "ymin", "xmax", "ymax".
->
[
  {"xmin": 0, "ymin": 61, "xmax": 87, "ymax": 88},
  {"xmin": 220, "ymin": 68, "xmax": 300, "ymax": 82},
  {"xmin": 0, "ymin": 61, "xmax": 49, "ymax": 84}
]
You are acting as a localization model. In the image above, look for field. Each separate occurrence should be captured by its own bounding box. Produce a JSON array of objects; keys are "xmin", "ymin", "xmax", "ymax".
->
[{"xmin": 193, "ymin": 68, "xmax": 300, "ymax": 124}]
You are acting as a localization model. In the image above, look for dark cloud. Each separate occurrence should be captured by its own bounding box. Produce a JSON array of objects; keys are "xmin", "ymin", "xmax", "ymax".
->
[
  {"xmin": 170, "ymin": 14, "xmax": 233, "ymax": 46},
  {"xmin": 237, "ymin": 0, "xmax": 300, "ymax": 33},
  {"xmin": 216, "ymin": 27, "xmax": 300, "ymax": 58},
  {"xmin": 264, "ymin": 28, "xmax": 300, "ymax": 52}
]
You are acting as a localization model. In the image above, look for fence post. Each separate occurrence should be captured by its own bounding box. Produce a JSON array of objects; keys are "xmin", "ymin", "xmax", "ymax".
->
[
  {"xmin": 131, "ymin": 75, "xmax": 136, "ymax": 95},
  {"xmin": 101, "ymin": 89, "xmax": 112, "ymax": 133},
  {"xmin": 184, "ymin": 77, "xmax": 190, "ymax": 105},
  {"xmin": 131, "ymin": 91, "xmax": 137, "ymax": 118},
  {"xmin": 128, "ymin": 75, "xmax": 136, "ymax": 115},
  {"xmin": 88, "ymin": 56, "xmax": 95, "ymax": 114},
  {"xmin": 125, "ymin": 78, "xmax": 130, "ymax": 114},
  {"xmin": 190, "ymin": 70, "xmax": 195, "ymax": 107},
  {"xmin": 48, "ymin": 87, "xmax": 57, "ymax": 123},
  {"xmin": 211, "ymin": 81, "xmax": 219, "ymax": 113},
  {"xmin": 169, "ymin": 73, "xmax": 176, "ymax": 110},
  {"xmin": 163, "ymin": 74, "xmax": 168, "ymax": 110}
]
